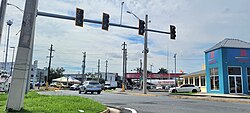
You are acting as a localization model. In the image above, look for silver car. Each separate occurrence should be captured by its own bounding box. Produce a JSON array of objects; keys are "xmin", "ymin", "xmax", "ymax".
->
[{"xmin": 79, "ymin": 81, "xmax": 102, "ymax": 94}]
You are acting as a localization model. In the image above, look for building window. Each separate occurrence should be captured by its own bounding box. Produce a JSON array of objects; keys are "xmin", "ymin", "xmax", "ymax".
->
[
  {"xmin": 248, "ymin": 67, "xmax": 250, "ymax": 92},
  {"xmin": 195, "ymin": 76, "xmax": 199, "ymax": 86},
  {"xmin": 228, "ymin": 67, "xmax": 241, "ymax": 75},
  {"xmin": 210, "ymin": 67, "xmax": 219, "ymax": 90},
  {"xmin": 190, "ymin": 77, "xmax": 193, "ymax": 84},
  {"xmin": 201, "ymin": 76, "xmax": 206, "ymax": 86},
  {"xmin": 185, "ymin": 78, "xmax": 188, "ymax": 84}
]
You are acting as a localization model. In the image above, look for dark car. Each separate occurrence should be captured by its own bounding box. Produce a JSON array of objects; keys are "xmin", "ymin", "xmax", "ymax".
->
[
  {"xmin": 70, "ymin": 84, "xmax": 80, "ymax": 90},
  {"xmin": 79, "ymin": 81, "xmax": 102, "ymax": 94}
]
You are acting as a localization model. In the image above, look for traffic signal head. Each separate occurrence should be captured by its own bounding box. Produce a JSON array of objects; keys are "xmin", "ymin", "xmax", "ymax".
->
[
  {"xmin": 102, "ymin": 13, "xmax": 110, "ymax": 31},
  {"xmin": 75, "ymin": 8, "xmax": 84, "ymax": 27},
  {"xmin": 170, "ymin": 25, "xmax": 176, "ymax": 40},
  {"xmin": 138, "ymin": 20, "xmax": 145, "ymax": 35}
]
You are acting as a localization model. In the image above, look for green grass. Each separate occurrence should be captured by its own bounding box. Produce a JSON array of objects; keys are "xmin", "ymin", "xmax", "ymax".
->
[{"xmin": 0, "ymin": 92, "xmax": 106, "ymax": 113}]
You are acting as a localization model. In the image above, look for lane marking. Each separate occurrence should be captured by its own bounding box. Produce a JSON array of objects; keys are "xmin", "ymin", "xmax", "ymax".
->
[{"xmin": 125, "ymin": 107, "xmax": 137, "ymax": 113}]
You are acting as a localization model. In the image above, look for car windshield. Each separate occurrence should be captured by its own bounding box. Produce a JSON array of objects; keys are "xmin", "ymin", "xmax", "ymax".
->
[{"xmin": 89, "ymin": 82, "xmax": 99, "ymax": 85}]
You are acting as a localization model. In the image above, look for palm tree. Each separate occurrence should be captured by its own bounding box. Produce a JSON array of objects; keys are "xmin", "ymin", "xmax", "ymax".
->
[{"xmin": 157, "ymin": 68, "xmax": 168, "ymax": 74}]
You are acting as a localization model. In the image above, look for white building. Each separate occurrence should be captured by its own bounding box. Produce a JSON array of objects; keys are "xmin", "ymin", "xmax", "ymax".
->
[
  {"xmin": 0, "ymin": 61, "xmax": 48, "ymax": 87},
  {"xmin": 97, "ymin": 72, "xmax": 118, "ymax": 82}
]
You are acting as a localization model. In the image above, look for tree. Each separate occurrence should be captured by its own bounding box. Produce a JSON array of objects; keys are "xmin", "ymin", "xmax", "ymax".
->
[
  {"xmin": 48, "ymin": 67, "xmax": 65, "ymax": 84},
  {"xmin": 157, "ymin": 68, "xmax": 168, "ymax": 74}
]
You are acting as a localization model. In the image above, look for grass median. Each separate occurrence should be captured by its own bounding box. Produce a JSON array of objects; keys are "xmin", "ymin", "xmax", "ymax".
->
[{"xmin": 0, "ymin": 91, "xmax": 106, "ymax": 113}]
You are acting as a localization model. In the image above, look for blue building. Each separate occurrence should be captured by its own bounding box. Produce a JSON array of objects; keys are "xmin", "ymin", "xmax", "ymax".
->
[{"xmin": 205, "ymin": 38, "xmax": 250, "ymax": 94}]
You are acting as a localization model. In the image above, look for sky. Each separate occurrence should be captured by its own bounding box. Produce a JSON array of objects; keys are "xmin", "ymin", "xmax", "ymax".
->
[{"xmin": 1, "ymin": 0, "xmax": 250, "ymax": 75}]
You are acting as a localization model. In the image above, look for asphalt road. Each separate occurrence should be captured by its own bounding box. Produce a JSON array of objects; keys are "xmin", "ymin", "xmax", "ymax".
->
[{"xmin": 38, "ymin": 90, "xmax": 250, "ymax": 113}]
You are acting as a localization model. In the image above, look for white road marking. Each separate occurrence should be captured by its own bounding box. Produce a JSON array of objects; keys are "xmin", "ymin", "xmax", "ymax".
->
[{"xmin": 125, "ymin": 107, "xmax": 137, "ymax": 113}]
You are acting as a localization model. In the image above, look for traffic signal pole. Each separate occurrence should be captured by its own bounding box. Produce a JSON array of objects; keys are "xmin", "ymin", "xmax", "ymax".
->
[
  {"xmin": 143, "ymin": 15, "xmax": 148, "ymax": 94},
  {"xmin": 37, "ymin": 11, "xmax": 171, "ymax": 35}
]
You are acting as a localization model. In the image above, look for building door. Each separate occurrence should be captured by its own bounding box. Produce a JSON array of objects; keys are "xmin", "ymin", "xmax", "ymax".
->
[
  {"xmin": 228, "ymin": 67, "xmax": 242, "ymax": 94},
  {"xmin": 229, "ymin": 76, "xmax": 242, "ymax": 94}
]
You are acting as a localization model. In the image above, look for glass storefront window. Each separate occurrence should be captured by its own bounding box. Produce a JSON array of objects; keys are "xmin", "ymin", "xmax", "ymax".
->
[
  {"xmin": 210, "ymin": 67, "xmax": 219, "ymax": 90},
  {"xmin": 201, "ymin": 76, "xmax": 206, "ymax": 86},
  {"xmin": 185, "ymin": 78, "xmax": 188, "ymax": 84},
  {"xmin": 190, "ymin": 77, "xmax": 193, "ymax": 84},
  {"xmin": 195, "ymin": 76, "xmax": 199, "ymax": 86}
]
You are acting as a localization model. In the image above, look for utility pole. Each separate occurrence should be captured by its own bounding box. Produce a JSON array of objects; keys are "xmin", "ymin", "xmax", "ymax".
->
[
  {"xmin": 6, "ymin": 0, "xmax": 38, "ymax": 111},
  {"xmin": 38, "ymin": 72, "xmax": 42, "ymax": 90},
  {"xmin": 139, "ymin": 59, "xmax": 142, "ymax": 89},
  {"xmin": 174, "ymin": 53, "xmax": 177, "ymax": 88},
  {"xmin": 150, "ymin": 64, "xmax": 153, "ymax": 84},
  {"xmin": 121, "ymin": 42, "xmax": 127, "ymax": 92},
  {"xmin": 46, "ymin": 44, "xmax": 54, "ymax": 89},
  {"xmin": 97, "ymin": 59, "xmax": 100, "ymax": 81},
  {"xmin": 105, "ymin": 60, "xmax": 108, "ymax": 81},
  {"xmin": 0, "ymin": 0, "xmax": 7, "ymax": 43},
  {"xmin": 10, "ymin": 47, "xmax": 15, "ymax": 76},
  {"xmin": 82, "ymin": 52, "xmax": 86, "ymax": 83},
  {"xmin": 143, "ymin": 15, "xmax": 148, "ymax": 94}
]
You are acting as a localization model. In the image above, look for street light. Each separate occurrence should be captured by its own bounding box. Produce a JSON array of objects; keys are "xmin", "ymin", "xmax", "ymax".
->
[
  {"xmin": 126, "ymin": 11, "xmax": 140, "ymax": 20},
  {"xmin": 4, "ymin": 20, "xmax": 13, "ymax": 71},
  {"xmin": 7, "ymin": 3, "xmax": 24, "ymax": 12},
  {"xmin": 10, "ymin": 46, "xmax": 15, "ymax": 76},
  {"xmin": 127, "ymin": 11, "xmax": 149, "ymax": 94},
  {"xmin": 120, "ymin": 2, "xmax": 124, "ymax": 25}
]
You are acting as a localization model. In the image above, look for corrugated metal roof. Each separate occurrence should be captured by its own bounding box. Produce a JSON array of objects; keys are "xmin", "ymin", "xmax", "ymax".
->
[
  {"xmin": 205, "ymin": 38, "xmax": 250, "ymax": 53},
  {"xmin": 181, "ymin": 70, "xmax": 205, "ymax": 77}
]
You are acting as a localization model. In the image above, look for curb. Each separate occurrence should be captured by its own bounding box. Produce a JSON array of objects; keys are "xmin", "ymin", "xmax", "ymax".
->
[
  {"xmin": 169, "ymin": 94, "xmax": 250, "ymax": 99},
  {"xmin": 169, "ymin": 95, "xmax": 250, "ymax": 104},
  {"xmin": 100, "ymin": 108, "xmax": 110, "ymax": 113}
]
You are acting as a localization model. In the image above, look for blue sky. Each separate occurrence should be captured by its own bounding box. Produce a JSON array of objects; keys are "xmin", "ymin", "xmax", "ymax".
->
[{"xmin": 1, "ymin": 0, "xmax": 250, "ymax": 75}]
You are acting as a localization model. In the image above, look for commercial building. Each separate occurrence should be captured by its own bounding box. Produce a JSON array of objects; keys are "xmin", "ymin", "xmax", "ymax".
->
[
  {"xmin": 181, "ymin": 70, "xmax": 206, "ymax": 92},
  {"xmin": 205, "ymin": 38, "xmax": 250, "ymax": 94}
]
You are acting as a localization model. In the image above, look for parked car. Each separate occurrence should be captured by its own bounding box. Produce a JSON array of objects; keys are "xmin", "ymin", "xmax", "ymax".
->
[
  {"xmin": 50, "ymin": 82, "xmax": 67, "ymax": 88},
  {"xmin": 169, "ymin": 84, "xmax": 200, "ymax": 93},
  {"xmin": 70, "ymin": 84, "xmax": 80, "ymax": 90},
  {"xmin": 79, "ymin": 81, "xmax": 102, "ymax": 94},
  {"xmin": 165, "ymin": 85, "xmax": 171, "ymax": 90},
  {"xmin": 156, "ymin": 85, "xmax": 163, "ymax": 90}
]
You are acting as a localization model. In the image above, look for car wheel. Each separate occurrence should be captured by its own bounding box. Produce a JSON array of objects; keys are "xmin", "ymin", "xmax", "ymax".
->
[
  {"xmin": 79, "ymin": 90, "xmax": 81, "ymax": 94},
  {"xmin": 172, "ymin": 89, "xmax": 177, "ymax": 93},
  {"xmin": 192, "ymin": 89, "xmax": 197, "ymax": 93},
  {"xmin": 91, "ymin": 92, "xmax": 94, "ymax": 94},
  {"xmin": 83, "ymin": 89, "xmax": 87, "ymax": 94},
  {"xmin": 97, "ymin": 91, "xmax": 101, "ymax": 94}
]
